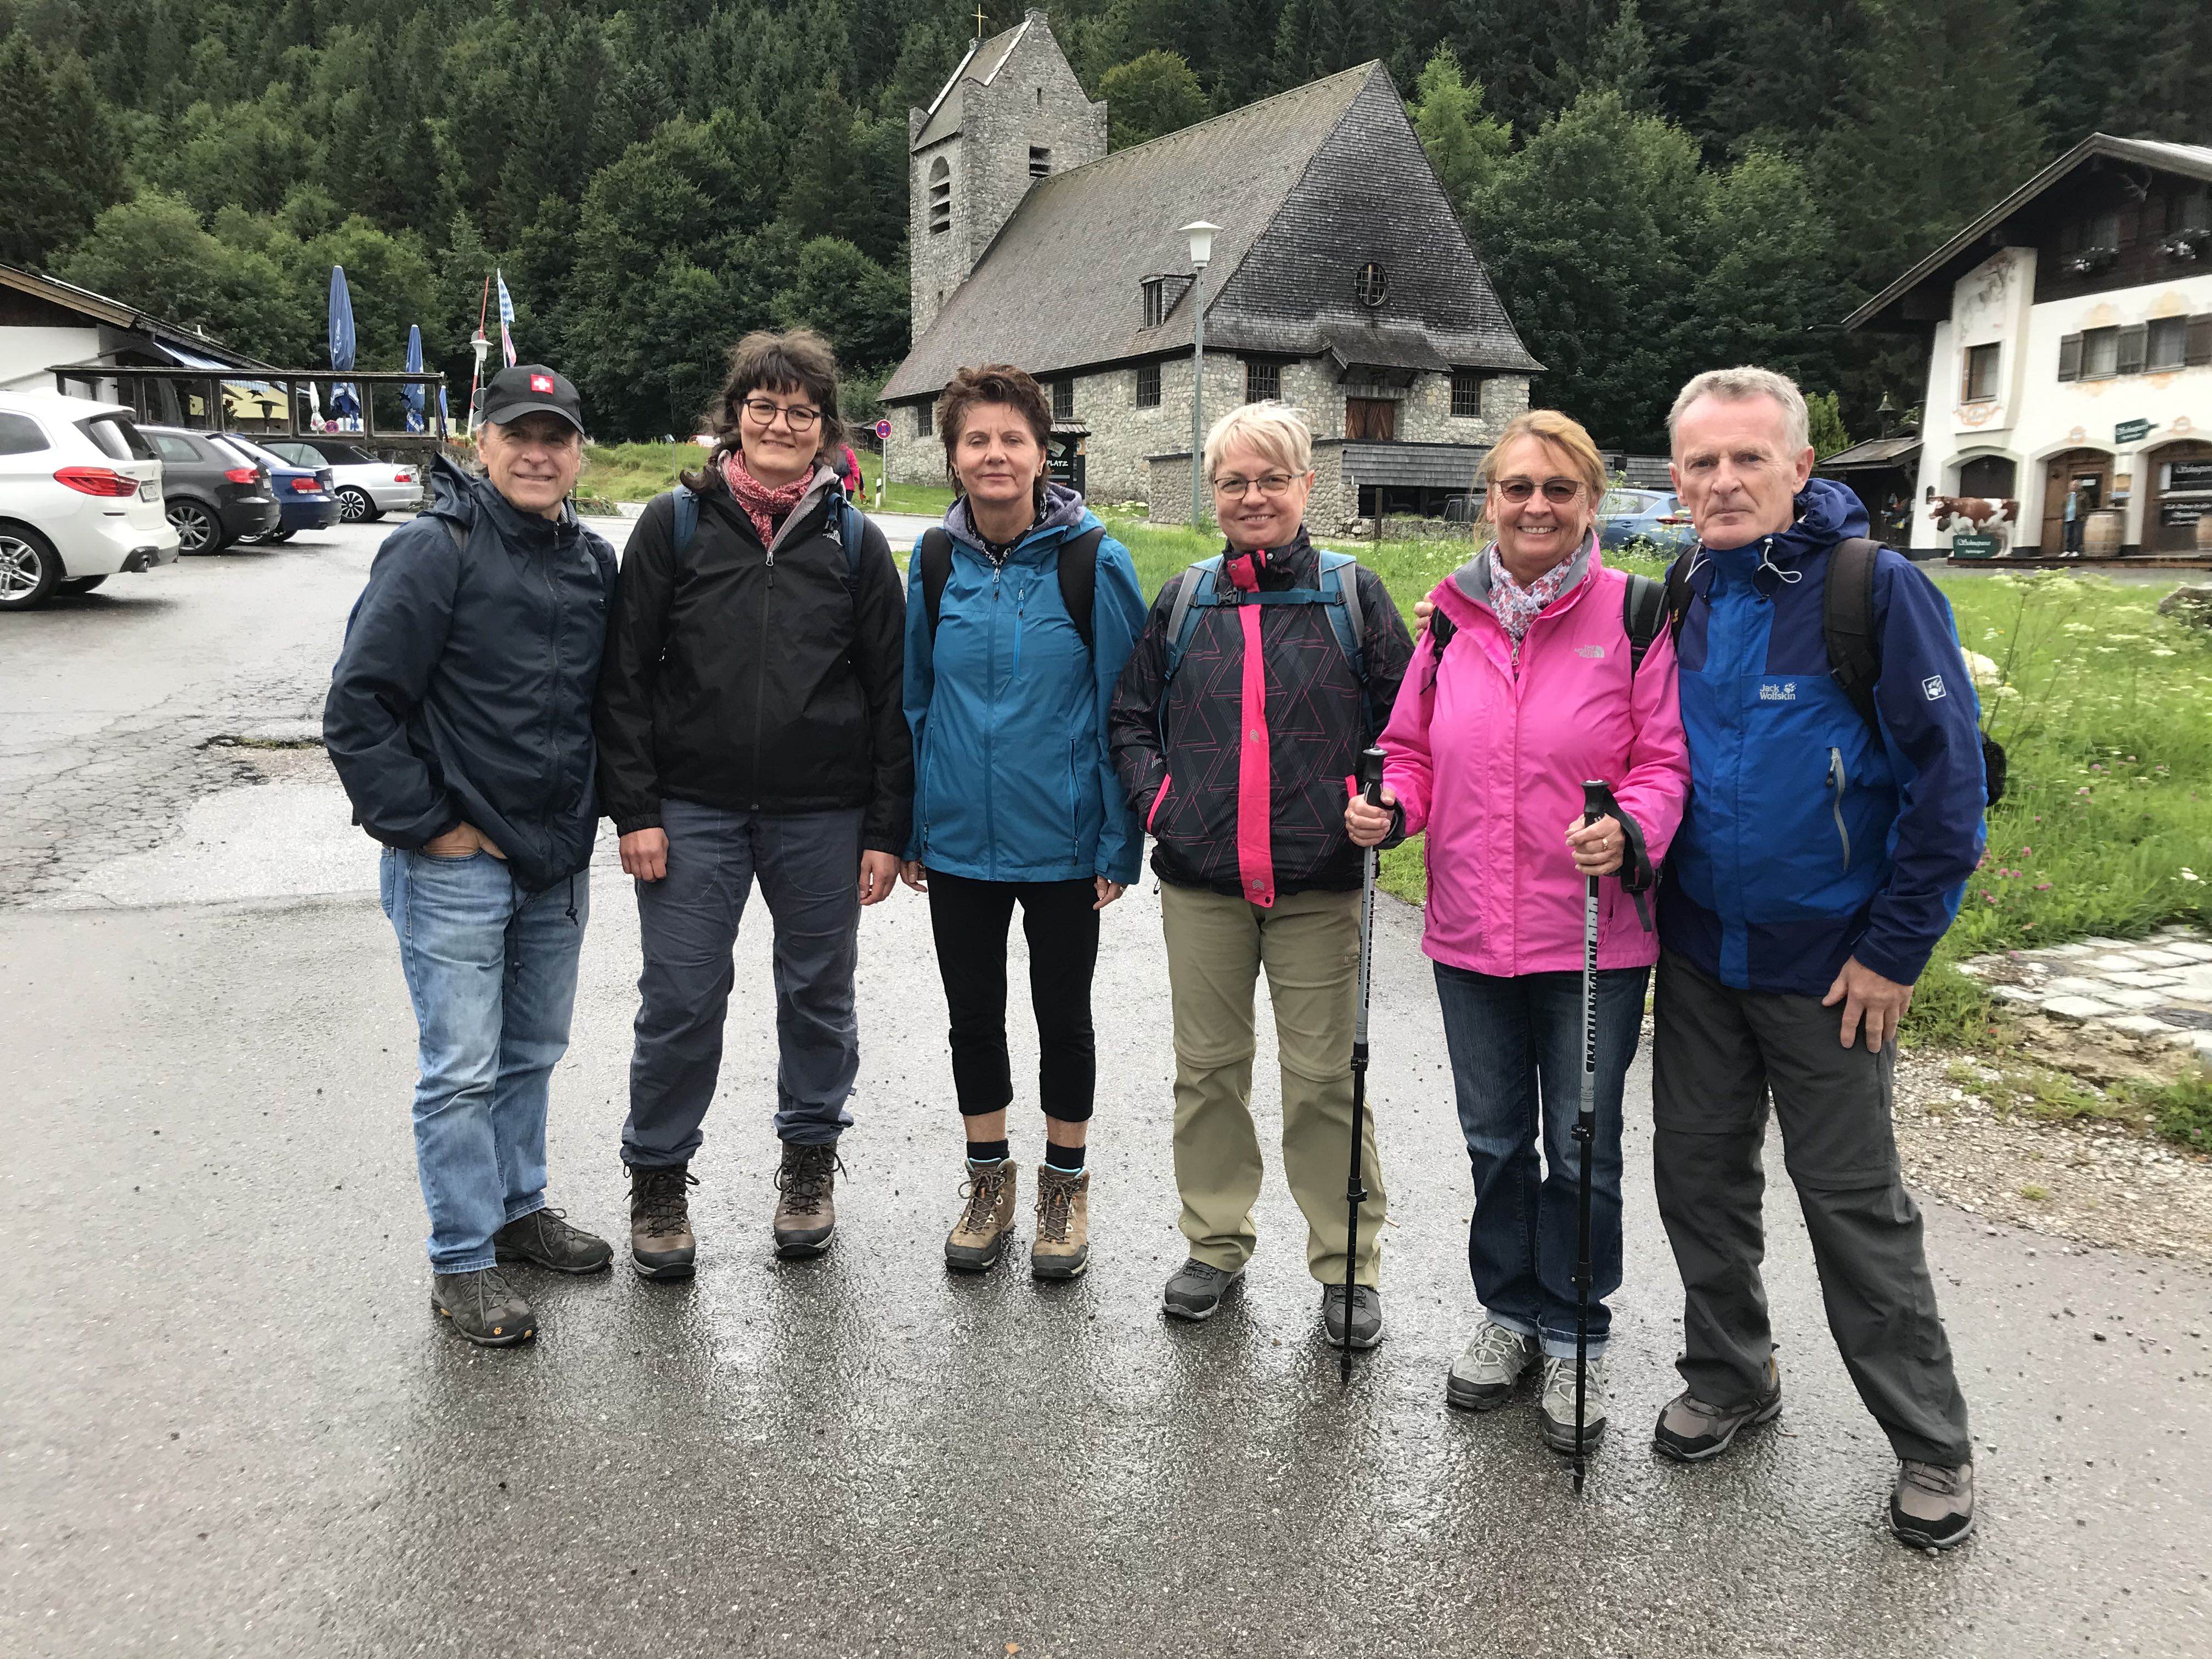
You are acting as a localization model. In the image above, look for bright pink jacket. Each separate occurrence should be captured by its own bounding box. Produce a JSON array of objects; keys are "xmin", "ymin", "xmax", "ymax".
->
[{"xmin": 1379, "ymin": 543, "xmax": 1690, "ymax": 977}]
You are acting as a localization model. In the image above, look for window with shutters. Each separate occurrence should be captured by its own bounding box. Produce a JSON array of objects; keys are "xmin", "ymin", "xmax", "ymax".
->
[
  {"xmin": 1052, "ymin": 379, "xmax": 1073, "ymax": 420},
  {"xmin": 1451, "ymin": 369, "xmax": 1485, "ymax": 417},
  {"xmin": 928, "ymin": 158, "xmax": 951, "ymax": 234},
  {"xmin": 2079, "ymin": 327, "xmax": 2120, "ymax": 380},
  {"xmin": 2147, "ymin": 317, "xmax": 2187, "ymax": 372},
  {"xmin": 1135, "ymin": 363, "xmax": 1161, "ymax": 408},
  {"xmin": 2057, "ymin": 333, "xmax": 2082, "ymax": 382},
  {"xmin": 2117, "ymin": 323, "xmax": 2148, "ymax": 376},
  {"xmin": 2187, "ymin": 314, "xmax": 2212, "ymax": 368},
  {"xmin": 1962, "ymin": 343, "xmax": 2000, "ymax": 402},
  {"xmin": 1245, "ymin": 360, "xmax": 1280, "ymax": 403}
]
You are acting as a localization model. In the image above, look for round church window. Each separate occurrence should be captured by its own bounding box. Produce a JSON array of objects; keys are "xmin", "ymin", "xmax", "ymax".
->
[{"xmin": 1355, "ymin": 261, "xmax": 1387, "ymax": 308}]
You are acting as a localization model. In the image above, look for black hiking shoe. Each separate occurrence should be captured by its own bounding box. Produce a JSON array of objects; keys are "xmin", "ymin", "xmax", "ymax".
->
[
  {"xmin": 1162, "ymin": 1257, "xmax": 1243, "ymax": 1321},
  {"xmin": 431, "ymin": 1268, "xmax": 536, "ymax": 1346},
  {"xmin": 1322, "ymin": 1283, "xmax": 1385, "ymax": 1350},
  {"xmin": 1653, "ymin": 1355, "xmax": 1784, "ymax": 1463},
  {"xmin": 629, "ymin": 1164, "xmax": 698, "ymax": 1280},
  {"xmin": 493, "ymin": 1207, "xmax": 613, "ymax": 1274},
  {"xmin": 772, "ymin": 1142, "xmax": 840, "ymax": 1258},
  {"xmin": 1891, "ymin": 1460, "xmax": 1976, "ymax": 1551}
]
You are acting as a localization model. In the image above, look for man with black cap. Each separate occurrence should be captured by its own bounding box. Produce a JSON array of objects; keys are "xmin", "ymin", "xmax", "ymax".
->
[{"xmin": 327, "ymin": 364, "xmax": 619, "ymax": 1346}]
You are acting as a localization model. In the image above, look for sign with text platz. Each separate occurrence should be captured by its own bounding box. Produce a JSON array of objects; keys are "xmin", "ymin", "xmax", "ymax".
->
[{"xmin": 2115, "ymin": 419, "xmax": 2154, "ymax": 445}]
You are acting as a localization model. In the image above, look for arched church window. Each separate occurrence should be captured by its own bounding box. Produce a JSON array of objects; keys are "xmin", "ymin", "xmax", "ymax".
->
[{"xmin": 929, "ymin": 159, "xmax": 952, "ymax": 235}]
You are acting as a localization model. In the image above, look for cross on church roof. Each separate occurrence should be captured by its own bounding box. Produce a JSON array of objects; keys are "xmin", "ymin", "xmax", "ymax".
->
[{"xmin": 974, "ymin": 5, "xmax": 986, "ymax": 38}]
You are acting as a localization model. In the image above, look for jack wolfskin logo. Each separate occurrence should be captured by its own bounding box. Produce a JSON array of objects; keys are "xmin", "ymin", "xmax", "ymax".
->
[
  {"xmin": 1759, "ymin": 682, "xmax": 1796, "ymax": 702},
  {"xmin": 1576, "ymin": 644, "xmax": 1606, "ymax": 659},
  {"xmin": 1922, "ymin": 674, "xmax": 1948, "ymax": 701}
]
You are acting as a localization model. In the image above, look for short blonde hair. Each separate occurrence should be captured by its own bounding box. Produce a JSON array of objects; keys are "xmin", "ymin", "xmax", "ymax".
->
[
  {"xmin": 1668, "ymin": 366, "xmax": 1809, "ymax": 457},
  {"xmin": 1476, "ymin": 409, "xmax": 1607, "ymax": 528},
  {"xmin": 1203, "ymin": 399, "xmax": 1312, "ymax": 482}
]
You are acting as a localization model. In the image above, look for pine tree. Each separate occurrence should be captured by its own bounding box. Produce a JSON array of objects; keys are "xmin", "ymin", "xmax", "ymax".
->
[
  {"xmin": 0, "ymin": 30, "xmax": 126, "ymax": 268},
  {"xmin": 1100, "ymin": 50, "xmax": 1211, "ymax": 150},
  {"xmin": 1406, "ymin": 48, "xmax": 1511, "ymax": 229}
]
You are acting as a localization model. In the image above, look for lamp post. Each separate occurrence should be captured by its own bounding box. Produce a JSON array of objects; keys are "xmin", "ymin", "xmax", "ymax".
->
[
  {"xmin": 1181, "ymin": 220, "xmax": 1220, "ymax": 528},
  {"xmin": 467, "ymin": 328, "xmax": 492, "ymax": 435}
]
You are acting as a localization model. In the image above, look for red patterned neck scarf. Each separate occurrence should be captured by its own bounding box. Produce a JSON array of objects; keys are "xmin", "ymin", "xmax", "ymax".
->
[{"xmin": 721, "ymin": 449, "xmax": 812, "ymax": 548}]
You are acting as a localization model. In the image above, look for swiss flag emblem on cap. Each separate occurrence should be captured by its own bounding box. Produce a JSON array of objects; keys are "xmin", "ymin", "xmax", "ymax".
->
[{"xmin": 529, "ymin": 374, "xmax": 555, "ymax": 393}]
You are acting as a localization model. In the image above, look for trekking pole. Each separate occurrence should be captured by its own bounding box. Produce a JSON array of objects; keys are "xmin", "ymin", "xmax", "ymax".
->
[
  {"xmin": 1571, "ymin": 780, "xmax": 1606, "ymax": 1492},
  {"xmin": 1342, "ymin": 744, "xmax": 1387, "ymax": 1386}
]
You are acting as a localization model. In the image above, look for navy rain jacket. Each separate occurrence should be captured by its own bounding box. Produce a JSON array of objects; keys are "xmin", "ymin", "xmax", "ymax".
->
[
  {"xmin": 325, "ymin": 456, "xmax": 616, "ymax": 893},
  {"xmin": 1657, "ymin": 476, "xmax": 1987, "ymax": 995}
]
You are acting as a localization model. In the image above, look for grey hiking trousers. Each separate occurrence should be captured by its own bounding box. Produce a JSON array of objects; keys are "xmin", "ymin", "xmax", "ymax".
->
[
  {"xmin": 1651, "ymin": 950, "xmax": 1972, "ymax": 1466},
  {"xmin": 622, "ymin": 800, "xmax": 864, "ymax": 1165}
]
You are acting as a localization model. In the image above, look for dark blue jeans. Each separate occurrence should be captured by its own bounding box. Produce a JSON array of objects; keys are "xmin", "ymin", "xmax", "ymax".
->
[{"xmin": 1432, "ymin": 961, "xmax": 1650, "ymax": 1359}]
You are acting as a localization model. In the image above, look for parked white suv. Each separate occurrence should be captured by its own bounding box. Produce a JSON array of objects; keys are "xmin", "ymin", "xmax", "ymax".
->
[
  {"xmin": 261, "ymin": 437, "xmax": 424, "ymax": 522},
  {"xmin": 0, "ymin": 391, "xmax": 178, "ymax": 610}
]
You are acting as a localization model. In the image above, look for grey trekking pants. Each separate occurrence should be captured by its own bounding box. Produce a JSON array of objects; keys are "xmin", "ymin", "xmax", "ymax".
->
[
  {"xmin": 1650, "ymin": 950, "xmax": 1971, "ymax": 1466},
  {"xmin": 622, "ymin": 800, "xmax": 863, "ymax": 1166}
]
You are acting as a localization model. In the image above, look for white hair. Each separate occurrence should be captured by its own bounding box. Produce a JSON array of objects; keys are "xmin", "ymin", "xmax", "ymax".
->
[
  {"xmin": 1203, "ymin": 399, "xmax": 1313, "ymax": 481},
  {"xmin": 1667, "ymin": 366, "xmax": 1810, "ymax": 458}
]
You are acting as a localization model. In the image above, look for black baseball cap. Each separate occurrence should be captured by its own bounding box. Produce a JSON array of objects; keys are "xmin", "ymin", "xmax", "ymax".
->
[{"xmin": 478, "ymin": 364, "xmax": 584, "ymax": 433}]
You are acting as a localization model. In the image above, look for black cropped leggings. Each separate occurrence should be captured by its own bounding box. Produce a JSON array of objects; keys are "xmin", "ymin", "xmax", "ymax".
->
[{"xmin": 924, "ymin": 869, "xmax": 1099, "ymax": 1123}]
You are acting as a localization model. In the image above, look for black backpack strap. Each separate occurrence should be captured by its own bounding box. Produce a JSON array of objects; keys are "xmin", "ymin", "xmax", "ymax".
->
[
  {"xmin": 1055, "ymin": 526, "xmax": 1106, "ymax": 657},
  {"xmin": 918, "ymin": 528, "xmax": 954, "ymax": 640},
  {"xmin": 1824, "ymin": 536, "xmax": 1882, "ymax": 735},
  {"xmin": 1621, "ymin": 572, "xmax": 1665, "ymax": 673},
  {"xmin": 1420, "ymin": 607, "xmax": 1457, "ymax": 692},
  {"xmin": 1660, "ymin": 547, "xmax": 1695, "ymax": 642}
]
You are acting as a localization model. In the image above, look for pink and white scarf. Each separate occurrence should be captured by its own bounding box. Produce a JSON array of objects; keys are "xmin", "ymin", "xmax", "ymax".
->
[
  {"xmin": 1487, "ymin": 544, "xmax": 1576, "ymax": 664},
  {"xmin": 720, "ymin": 449, "xmax": 812, "ymax": 548}
]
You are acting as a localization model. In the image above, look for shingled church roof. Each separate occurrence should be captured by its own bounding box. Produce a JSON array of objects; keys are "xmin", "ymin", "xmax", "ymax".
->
[{"xmin": 883, "ymin": 62, "xmax": 1541, "ymax": 402}]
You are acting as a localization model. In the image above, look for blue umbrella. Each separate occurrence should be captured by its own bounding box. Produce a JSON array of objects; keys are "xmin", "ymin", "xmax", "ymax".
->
[
  {"xmin": 328, "ymin": 266, "xmax": 359, "ymax": 428},
  {"xmin": 403, "ymin": 325, "xmax": 425, "ymax": 433}
]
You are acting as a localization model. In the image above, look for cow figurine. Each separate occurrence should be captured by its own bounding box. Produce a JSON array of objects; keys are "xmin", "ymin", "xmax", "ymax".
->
[{"xmin": 1926, "ymin": 490, "xmax": 2021, "ymax": 549}]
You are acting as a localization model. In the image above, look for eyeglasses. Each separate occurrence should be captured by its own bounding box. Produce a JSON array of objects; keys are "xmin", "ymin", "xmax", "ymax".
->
[
  {"xmin": 1213, "ymin": 472, "xmax": 1299, "ymax": 499},
  {"xmin": 1491, "ymin": 478, "xmax": 1583, "ymax": 504},
  {"xmin": 741, "ymin": 397, "xmax": 821, "ymax": 432}
]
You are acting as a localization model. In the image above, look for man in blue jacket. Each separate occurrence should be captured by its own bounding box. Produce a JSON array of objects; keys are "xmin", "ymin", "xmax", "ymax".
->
[
  {"xmin": 326, "ymin": 365, "xmax": 618, "ymax": 1346},
  {"xmin": 1650, "ymin": 368, "xmax": 1984, "ymax": 1550}
]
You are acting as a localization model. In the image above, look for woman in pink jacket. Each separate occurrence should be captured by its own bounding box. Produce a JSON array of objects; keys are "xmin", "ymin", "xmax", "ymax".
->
[{"xmin": 1347, "ymin": 409, "xmax": 1688, "ymax": 1457}]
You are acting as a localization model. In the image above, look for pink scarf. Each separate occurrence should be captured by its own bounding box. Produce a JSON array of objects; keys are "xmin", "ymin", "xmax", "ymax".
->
[
  {"xmin": 721, "ymin": 449, "xmax": 812, "ymax": 548},
  {"xmin": 1487, "ymin": 543, "xmax": 1576, "ymax": 665}
]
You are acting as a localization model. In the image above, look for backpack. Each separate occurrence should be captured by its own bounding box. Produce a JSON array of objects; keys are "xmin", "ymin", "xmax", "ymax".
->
[
  {"xmin": 1423, "ymin": 570, "xmax": 1668, "ymax": 683},
  {"xmin": 1661, "ymin": 538, "xmax": 2009, "ymax": 807},
  {"xmin": 915, "ymin": 524, "xmax": 1107, "ymax": 655},
  {"xmin": 671, "ymin": 482, "xmax": 866, "ymax": 588},
  {"xmin": 1162, "ymin": 550, "xmax": 1368, "ymax": 687}
]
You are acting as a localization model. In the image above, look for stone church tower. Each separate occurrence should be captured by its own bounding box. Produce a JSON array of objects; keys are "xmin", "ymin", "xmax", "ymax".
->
[{"xmin": 907, "ymin": 10, "xmax": 1106, "ymax": 340}]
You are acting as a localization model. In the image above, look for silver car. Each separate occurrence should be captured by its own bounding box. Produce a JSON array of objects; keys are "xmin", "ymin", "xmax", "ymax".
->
[{"xmin": 262, "ymin": 438, "xmax": 424, "ymax": 523}]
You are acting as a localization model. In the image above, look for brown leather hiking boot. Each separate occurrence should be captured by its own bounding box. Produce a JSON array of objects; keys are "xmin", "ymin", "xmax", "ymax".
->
[
  {"xmin": 1030, "ymin": 1165, "xmax": 1090, "ymax": 1279},
  {"xmin": 772, "ymin": 1142, "xmax": 840, "ymax": 1258},
  {"xmin": 945, "ymin": 1161, "xmax": 1017, "ymax": 1272},
  {"xmin": 629, "ymin": 1164, "xmax": 698, "ymax": 1280}
]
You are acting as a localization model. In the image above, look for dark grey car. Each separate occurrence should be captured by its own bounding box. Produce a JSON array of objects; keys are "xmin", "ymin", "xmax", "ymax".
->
[{"xmin": 139, "ymin": 427, "xmax": 281, "ymax": 554}]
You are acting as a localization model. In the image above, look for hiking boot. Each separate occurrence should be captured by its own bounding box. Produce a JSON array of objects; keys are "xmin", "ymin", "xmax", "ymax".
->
[
  {"xmin": 628, "ymin": 1164, "xmax": 698, "ymax": 1280},
  {"xmin": 493, "ymin": 1207, "xmax": 613, "ymax": 1274},
  {"xmin": 430, "ymin": 1267, "xmax": 535, "ymax": 1346},
  {"xmin": 772, "ymin": 1142, "xmax": 841, "ymax": 1258},
  {"xmin": 1030, "ymin": 1165, "xmax": 1090, "ymax": 1280},
  {"xmin": 1654, "ymin": 1354, "xmax": 1784, "ymax": 1463},
  {"xmin": 1538, "ymin": 1354, "xmax": 1611, "ymax": 1453},
  {"xmin": 945, "ymin": 1161, "xmax": 1017, "ymax": 1272},
  {"xmin": 1322, "ymin": 1283, "xmax": 1385, "ymax": 1350},
  {"xmin": 1446, "ymin": 1320, "xmax": 1538, "ymax": 1411},
  {"xmin": 1162, "ymin": 1257, "xmax": 1242, "ymax": 1321},
  {"xmin": 1891, "ymin": 1460, "xmax": 1976, "ymax": 1551}
]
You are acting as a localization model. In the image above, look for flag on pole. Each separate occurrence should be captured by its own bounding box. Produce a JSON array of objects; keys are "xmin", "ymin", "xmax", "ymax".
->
[{"xmin": 496, "ymin": 271, "xmax": 518, "ymax": 367}]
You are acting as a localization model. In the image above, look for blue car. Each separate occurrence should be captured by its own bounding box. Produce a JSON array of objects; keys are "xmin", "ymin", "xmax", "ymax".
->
[
  {"xmin": 219, "ymin": 434, "xmax": 338, "ymax": 541},
  {"xmin": 1597, "ymin": 487, "xmax": 1696, "ymax": 557}
]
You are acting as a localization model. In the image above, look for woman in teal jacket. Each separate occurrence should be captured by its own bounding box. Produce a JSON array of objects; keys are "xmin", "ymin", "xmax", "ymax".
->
[{"xmin": 899, "ymin": 364, "xmax": 1146, "ymax": 1281}]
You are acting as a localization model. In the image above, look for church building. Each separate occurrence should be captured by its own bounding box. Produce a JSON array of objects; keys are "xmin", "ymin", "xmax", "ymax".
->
[{"xmin": 879, "ymin": 10, "xmax": 1542, "ymax": 528}]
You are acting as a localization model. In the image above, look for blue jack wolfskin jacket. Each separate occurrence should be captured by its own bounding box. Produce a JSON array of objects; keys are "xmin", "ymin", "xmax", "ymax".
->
[
  {"xmin": 902, "ymin": 485, "xmax": 1148, "ymax": 885},
  {"xmin": 1657, "ymin": 477, "xmax": 1987, "ymax": 995}
]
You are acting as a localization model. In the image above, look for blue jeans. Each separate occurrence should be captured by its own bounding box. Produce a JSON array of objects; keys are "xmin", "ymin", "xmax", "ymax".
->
[
  {"xmin": 1432, "ymin": 961, "xmax": 1650, "ymax": 1359},
  {"xmin": 380, "ymin": 848, "xmax": 589, "ymax": 1273}
]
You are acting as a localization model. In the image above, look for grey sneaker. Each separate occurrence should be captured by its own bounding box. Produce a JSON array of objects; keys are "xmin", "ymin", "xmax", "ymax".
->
[
  {"xmin": 1162, "ymin": 1257, "xmax": 1243, "ymax": 1321},
  {"xmin": 430, "ymin": 1267, "xmax": 535, "ymax": 1346},
  {"xmin": 1538, "ymin": 1354, "xmax": 1611, "ymax": 1453},
  {"xmin": 1321, "ymin": 1283, "xmax": 1384, "ymax": 1350},
  {"xmin": 1447, "ymin": 1320, "xmax": 1538, "ymax": 1411},
  {"xmin": 493, "ymin": 1207, "xmax": 613, "ymax": 1274},
  {"xmin": 1891, "ymin": 1460, "xmax": 1976, "ymax": 1550},
  {"xmin": 1653, "ymin": 1354, "xmax": 1784, "ymax": 1462}
]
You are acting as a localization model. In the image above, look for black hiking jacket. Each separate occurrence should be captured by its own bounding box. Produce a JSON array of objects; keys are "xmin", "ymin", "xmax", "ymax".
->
[
  {"xmin": 594, "ymin": 464, "xmax": 912, "ymax": 851},
  {"xmin": 325, "ymin": 456, "xmax": 617, "ymax": 893}
]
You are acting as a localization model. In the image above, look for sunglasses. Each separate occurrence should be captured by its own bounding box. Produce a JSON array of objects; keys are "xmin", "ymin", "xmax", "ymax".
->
[{"xmin": 1492, "ymin": 478, "xmax": 1584, "ymax": 504}]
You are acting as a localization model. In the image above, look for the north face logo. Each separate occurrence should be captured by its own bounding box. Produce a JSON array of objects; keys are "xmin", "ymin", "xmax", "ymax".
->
[
  {"xmin": 1922, "ymin": 674, "xmax": 1948, "ymax": 701},
  {"xmin": 1576, "ymin": 645, "xmax": 1605, "ymax": 659},
  {"xmin": 1759, "ymin": 682, "xmax": 1796, "ymax": 702},
  {"xmin": 529, "ymin": 374, "xmax": 554, "ymax": 393}
]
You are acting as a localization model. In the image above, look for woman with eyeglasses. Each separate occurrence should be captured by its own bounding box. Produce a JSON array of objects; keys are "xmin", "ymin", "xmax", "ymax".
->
[
  {"xmin": 1345, "ymin": 408, "xmax": 1688, "ymax": 1455},
  {"xmin": 595, "ymin": 328, "xmax": 912, "ymax": 1278},
  {"xmin": 1108, "ymin": 400, "xmax": 1413, "ymax": 1348}
]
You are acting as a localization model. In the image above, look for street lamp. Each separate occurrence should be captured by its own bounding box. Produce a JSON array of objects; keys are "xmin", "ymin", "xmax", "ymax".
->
[
  {"xmin": 1182, "ymin": 220, "xmax": 1220, "ymax": 528},
  {"xmin": 467, "ymin": 328, "xmax": 492, "ymax": 435}
]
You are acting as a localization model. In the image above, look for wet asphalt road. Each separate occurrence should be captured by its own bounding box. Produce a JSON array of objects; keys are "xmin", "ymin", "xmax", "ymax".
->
[{"xmin": 5, "ymin": 521, "xmax": 2211, "ymax": 1659}]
